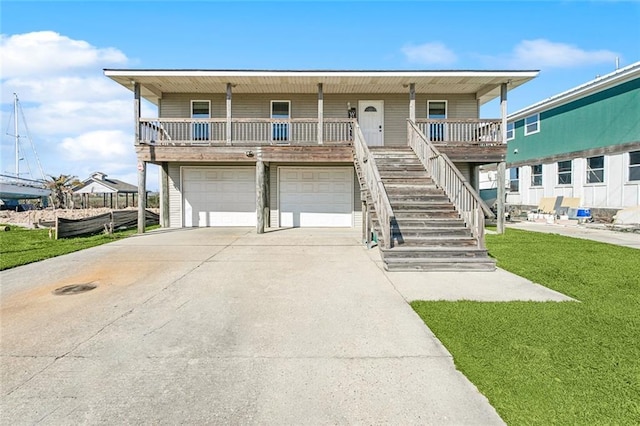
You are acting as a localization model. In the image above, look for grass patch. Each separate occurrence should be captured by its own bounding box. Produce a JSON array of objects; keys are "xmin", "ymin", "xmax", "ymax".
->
[
  {"xmin": 411, "ymin": 229, "xmax": 640, "ymax": 424},
  {"xmin": 0, "ymin": 225, "xmax": 158, "ymax": 271}
]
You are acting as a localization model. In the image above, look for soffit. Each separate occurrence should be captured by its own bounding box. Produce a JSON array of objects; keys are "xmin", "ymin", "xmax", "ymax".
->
[{"xmin": 104, "ymin": 70, "xmax": 539, "ymax": 105}]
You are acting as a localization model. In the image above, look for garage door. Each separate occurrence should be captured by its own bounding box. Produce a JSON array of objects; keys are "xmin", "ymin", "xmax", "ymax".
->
[
  {"xmin": 279, "ymin": 167, "xmax": 353, "ymax": 227},
  {"xmin": 182, "ymin": 167, "xmax": 256, "ymax": 227}
]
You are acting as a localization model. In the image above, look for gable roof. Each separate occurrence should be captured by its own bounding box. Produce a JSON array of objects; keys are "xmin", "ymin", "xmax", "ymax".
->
[
  {"xmin": 104, "ymin": 69, "xmax": 539, "ymax": 106},
  {"xmin": 508, "ymin": 61, "xmax": 640, "ymax": 121},
  {"xmin": 73, "ymin": 172, "xmax": 138, "ymax": 194}
]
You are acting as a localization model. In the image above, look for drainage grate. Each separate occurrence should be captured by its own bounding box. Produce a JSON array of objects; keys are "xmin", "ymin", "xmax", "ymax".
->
[{"xmin": 53, "ymin": 283, "xmax": 97, "ymax": 295}]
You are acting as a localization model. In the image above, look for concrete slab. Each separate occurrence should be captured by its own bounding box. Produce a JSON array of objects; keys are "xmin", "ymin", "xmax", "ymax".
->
[
  {"xmin": 0, "ymin": 226, "xmax": 575, "ymax": 424},
  {"xmin": 507, "ymin": 221, "xmax": 640, "ymax": 249}
]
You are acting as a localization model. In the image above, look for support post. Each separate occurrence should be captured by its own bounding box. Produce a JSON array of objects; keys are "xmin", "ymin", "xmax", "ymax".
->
[
  {"xmin": 160, "ymin": 162, "xmax": 170, "ymax": 228},
  {"xmin": 409, "ymin": 83, "xmax": 416, "ymax": 123},
  {"xmin": 497, "ymin": 82, "xmax": 508, "ymax": 234},
  {"xmin": 361, "ymin": 198, "xmax": 369, "ymax": 246},
  {"xmin": 317, "ymin": 83, "xmax": 323, "ymax": 145},
  {"xmin": 134, "ymin": 81, "xmax": 147, "ymax": 233},
  {"xmin": 226, "ymin": 83, "xmax": 232, "ymax": 145},
  {"xmin": 256, "ymin": 159, "xmax": 266, "ymax": 234}
]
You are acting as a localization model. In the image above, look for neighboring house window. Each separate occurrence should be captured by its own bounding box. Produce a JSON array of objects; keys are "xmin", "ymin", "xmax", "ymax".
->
[
  {"xmin": 524, "ymin": 113, "xmax": 539, "ymax": 136},
  {"xmin": 586, "ymin": 156, "xmax": 605, "ymax": 184},
  {"xmin": 191, "ymin": 100, "xmax": 210, "ymax": 140},
  {"xmin": 509, "ymin": 168, "xmax": 520, "ymax": 192},
  {"xmin": 271, "ymin": 100, "xmax": 290, "ymax": 141},
  {"xmin": 531, "ymin": 164, "xmax": 543, "ymax": 186},
  {"xmin": 427, "ymin": 100, "xmax": 447, "ymax": 142},
  {"xmin": 506, "ymin": 122, "xmax": 515, "ymax": 140},
  {"xmin": 557, "ymin": 160, "xmax": 572, "ymax": 185},
  {"xmin": 630, "ymin": 151, "xmax": 640, "ymax": 181}
]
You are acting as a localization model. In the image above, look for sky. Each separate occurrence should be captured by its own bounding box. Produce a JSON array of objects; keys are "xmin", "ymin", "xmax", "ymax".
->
[{"xmin": 1, "ymin": 0, "xmax": 639, "ymax": 191}]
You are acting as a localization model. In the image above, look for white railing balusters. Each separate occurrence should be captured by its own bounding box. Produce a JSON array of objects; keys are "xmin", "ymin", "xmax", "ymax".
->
[
  {"xmin": 408, "ymin": 120, "xmax": 494, "ymax": 248},
  {"xmin": 352, "ymin": 123, "xmax": 395, "ymax": 249},
  {"xmin": 139, "ymin": 118, "xmax": 354, "ymax": 145},
  {"xmin": 416, "ymin": 119, "xmax": 502, "ymax": 145}
]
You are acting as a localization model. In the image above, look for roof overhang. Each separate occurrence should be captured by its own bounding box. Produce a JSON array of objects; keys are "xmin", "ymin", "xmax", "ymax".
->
[
  {"xmin": 104, "ymin": 69, "xmax": 539, "ymax": 106},
  {"xmin": 508, "ymin": 61, "xmax": 640, "ymax": 121}
]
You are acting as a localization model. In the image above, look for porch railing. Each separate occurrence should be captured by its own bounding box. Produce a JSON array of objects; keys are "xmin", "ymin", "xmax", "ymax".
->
[
  {"xmin": 139, "ymin": 118, "xmax": 355, "ymax": 145},
  {"xmin": 415, "ymin": 119, "xmax": 503, "ymax": 145},
  {"xmin": 353, "ymin": 122, "xmax": 395, "ymax": 249},
  {"xmin": 408, "ymin": 120, "xmax": 494, "ymax": 248}
]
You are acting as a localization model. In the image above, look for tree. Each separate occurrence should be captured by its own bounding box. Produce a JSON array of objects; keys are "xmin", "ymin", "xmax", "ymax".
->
[{"xmin": 45, "ymin": 174, "xmax": 80, "ymax": 209}]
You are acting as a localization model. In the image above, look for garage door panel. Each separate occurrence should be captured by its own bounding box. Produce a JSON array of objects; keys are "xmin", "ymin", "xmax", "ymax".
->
[
  {"xmin": 183, "ymin": 167, "xmax": 256, "ymax": 227},
  {"xmin": 279, "ymin": 167, "xmax": 353, "ymax": 228}
]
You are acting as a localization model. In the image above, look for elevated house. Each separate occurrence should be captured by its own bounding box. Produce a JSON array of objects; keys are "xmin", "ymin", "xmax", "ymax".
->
[
  {"xmin": 104, "ymin": 69, "xmax": 538, "ymax": 271},
  {"xmin": 505, "ymin": 61, "xmax": 640, "ymax": 218}
]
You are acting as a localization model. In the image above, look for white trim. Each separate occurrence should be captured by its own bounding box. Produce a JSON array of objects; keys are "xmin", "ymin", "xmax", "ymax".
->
[
  {"xmin": 277, "ymin": 166, "xmax": 354, "ymax": 228},
  {"xmin": 427, "ymin": 99, "xmax": 448, "ymax": 119},
  {"xmin": 508, "ymin": 61, "xmax": 640, "ymax": 121},
  {"xmin": 506, "ymin": 122, "xmax": 515, "ymax": 141},
  {"xmin": 627, "ymin": 150, "xmax": 640, "ymax": 183},
  {"xmin": 556, "ymin": 160, "xmax": 573, "ymax": 186},
  {"xmin": 270, "ymin": 100, "xmax": 291, "ymax": 118},
  {"xmin": 106, "ymin": 69, "xmax": 540, "ymax": 79},
  {"xmin": 190, "ymin": 99, "xmax": 210, "ymax": 117},
  {"xmin": 524, "ymin": 113, "xmax": 540, "ymax": 136}
]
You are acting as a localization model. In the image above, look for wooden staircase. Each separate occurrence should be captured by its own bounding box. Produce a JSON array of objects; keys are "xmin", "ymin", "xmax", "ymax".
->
[{"xmin": 359, "ymin": 147, "xmax": 496, "ymax": 272}]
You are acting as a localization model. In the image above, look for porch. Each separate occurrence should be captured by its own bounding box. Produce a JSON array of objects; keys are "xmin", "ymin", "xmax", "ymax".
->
[{"xmin": 137, "ymin": 117, "xmax": 506, "ymax": 163}]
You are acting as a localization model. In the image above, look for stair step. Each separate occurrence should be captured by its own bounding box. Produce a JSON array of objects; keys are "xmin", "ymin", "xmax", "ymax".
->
[
  {"xmin": 393, "ymin": 228, "xmax": 471, "ymax": 237},
  {"xmin": 393, "ymin": 219, "xmax": 467, "ymax": 227},
  {"xmin": 393, "ymin": 211, "xmax": 460, "ymax": 219},
  {"xmin": 381, "ymin": 246, "xmax": 490, "ymax": 259},
  {"xmin": 384, "ymin": 258, "xmax": 497, "ymax": 272}
]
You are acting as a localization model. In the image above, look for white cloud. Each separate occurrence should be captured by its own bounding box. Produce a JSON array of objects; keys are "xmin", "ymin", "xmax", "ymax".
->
[
  {"xmin": 0, "ymin": 31, "xmax": 150, "ymax": 188},
  {"xmin": 0, "ymin": 31, "xmax": 127, "ymax": 78},
  {"xmin": 401, "ymin": 42, "xmax": 457, "ymax": 65},
  {"xmin": 59, "ymin": 130, "xmax": 133, "ymax": 162},
  {"xmin": 495, "ymin": 39, "xmax": 620, "ymax": 69}
]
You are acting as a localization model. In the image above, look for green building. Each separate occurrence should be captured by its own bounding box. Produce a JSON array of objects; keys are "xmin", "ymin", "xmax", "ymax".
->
[{"xmin": 504, "ymin": 61, "xmax": 640, "ymax": 217}]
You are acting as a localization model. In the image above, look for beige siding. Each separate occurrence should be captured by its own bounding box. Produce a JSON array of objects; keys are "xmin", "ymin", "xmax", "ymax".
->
[
  {"xmin": 454, "ymin": 162, "xmax": 472, "ymax": 182},
  {"xmin": 159, "ymin": 92, "xmax": 478, "ymax": 146},
  {"xmin": 167, "ymin": 163, "xmax": 182, "ymax": 227}
]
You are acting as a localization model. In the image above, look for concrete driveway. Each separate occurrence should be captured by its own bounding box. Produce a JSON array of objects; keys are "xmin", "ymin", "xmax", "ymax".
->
[{"xmin": 1, "ymin": 228, "xmax": 570, "ymax": 424}]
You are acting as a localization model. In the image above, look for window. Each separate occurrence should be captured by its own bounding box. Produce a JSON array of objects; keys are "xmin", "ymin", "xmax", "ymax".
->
[
  {"xmin": 427, "ymin": 100, "xmax": 447, "ymax": 141},
  {"xmin": 509, "ymin": 168, "xmax": 520, "ymax": 192},
  {"xmin": 630, "ymin": 151, "xmax": 640, "ymax": 181},
  {"xmin": 271, "ymin": 101, "xmax": 290, "ymax": 141},
  {"xmin": 191, "ymin": 100, "xmax": 210, "ymax": 140},
  {"xmin": 524, "ymin": 113, "xmax": 539, "ymax": 136},
  {"xmin": 557, "ymin": 160, "xmax": 572, "ymax": 185},
  {"xmin": 506, "ymin": 122, "xmax": 515, "ymax": 140},
  {"xmin": 531, "ymin": 164, "xmax": 543, "ymax": 187},
  {"xmin": 586, "ymin": 156, "xmax": 605, "ymax": 184}
]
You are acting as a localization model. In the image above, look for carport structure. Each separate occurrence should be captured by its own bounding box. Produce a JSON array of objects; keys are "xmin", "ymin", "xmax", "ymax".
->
[{"xmin": 73, "ymin": 171, "xmax": 140, "ymax": 209}]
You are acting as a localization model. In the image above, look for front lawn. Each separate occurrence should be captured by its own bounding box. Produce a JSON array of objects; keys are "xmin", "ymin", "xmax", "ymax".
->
[
  {"xmin": 411, "ymin": 229, "xmax": 640, "ymax": 424},
  {"xmin": 0, "ymin": 225, "xmax": 156, "ymax": 270}
]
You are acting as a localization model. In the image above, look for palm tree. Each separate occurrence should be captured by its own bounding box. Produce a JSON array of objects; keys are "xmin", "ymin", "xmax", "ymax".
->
[{"xmin": 45, "ymin": 174, "xmax": 80, "ymax": 209}]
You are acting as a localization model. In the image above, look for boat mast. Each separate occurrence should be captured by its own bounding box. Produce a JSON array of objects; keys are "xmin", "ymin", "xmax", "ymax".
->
[{"xmin": 14, "ymin": 93, "xmax": 19, "ymax": 178}]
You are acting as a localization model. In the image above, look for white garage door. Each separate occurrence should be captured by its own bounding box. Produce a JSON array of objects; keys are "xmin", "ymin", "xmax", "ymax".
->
[
  {"xmin": 279, "ymin": 167, "xmax": 353, "ymax": 227},
  {"xmin": 182, "ymin": 167, "xmax": 256, "ymax": 227}
]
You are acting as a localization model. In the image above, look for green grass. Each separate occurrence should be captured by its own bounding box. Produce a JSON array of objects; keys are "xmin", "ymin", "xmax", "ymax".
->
[
  {"xmin": 411, "ymin": 229, "xmax": 640, "ymax": 424},
  {"xmin": 0, "ymin": 225, "xmax": 158, "ymax": 271}
]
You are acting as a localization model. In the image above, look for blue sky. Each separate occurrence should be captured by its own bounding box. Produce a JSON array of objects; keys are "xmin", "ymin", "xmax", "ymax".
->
[{"xmin": 1, "ymin": 0, "xmax": 639, "ymax": 191}]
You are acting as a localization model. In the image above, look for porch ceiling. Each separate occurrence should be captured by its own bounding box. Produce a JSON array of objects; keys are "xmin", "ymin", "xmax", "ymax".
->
[{"xmin": 104, "ymin": 69, "xmax": 539, "ymax": 106}]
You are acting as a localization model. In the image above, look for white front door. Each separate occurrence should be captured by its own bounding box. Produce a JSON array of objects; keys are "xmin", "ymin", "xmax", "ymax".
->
[{"xmin": 358, "ymin": 100, "xmax": 384, "ymax": 146}]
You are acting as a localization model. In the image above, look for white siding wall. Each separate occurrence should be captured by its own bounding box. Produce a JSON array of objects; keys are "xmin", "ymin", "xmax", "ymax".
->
[
  {"xmin": 167, "ymin": 163, "xmax": 182, "ymax": 227},
  {"xmin": 508, "ymin": 151, "xmax": 640, "ymax": 209}
]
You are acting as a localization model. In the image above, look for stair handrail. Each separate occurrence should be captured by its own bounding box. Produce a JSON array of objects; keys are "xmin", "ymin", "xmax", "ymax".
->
[
  {"xmin": 352, "ymin": 123, "xmax": 395, "ymax": 249},
  {"xmin": 407, "ymin": 120, "xmax": 494, "ymax": 247}
]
